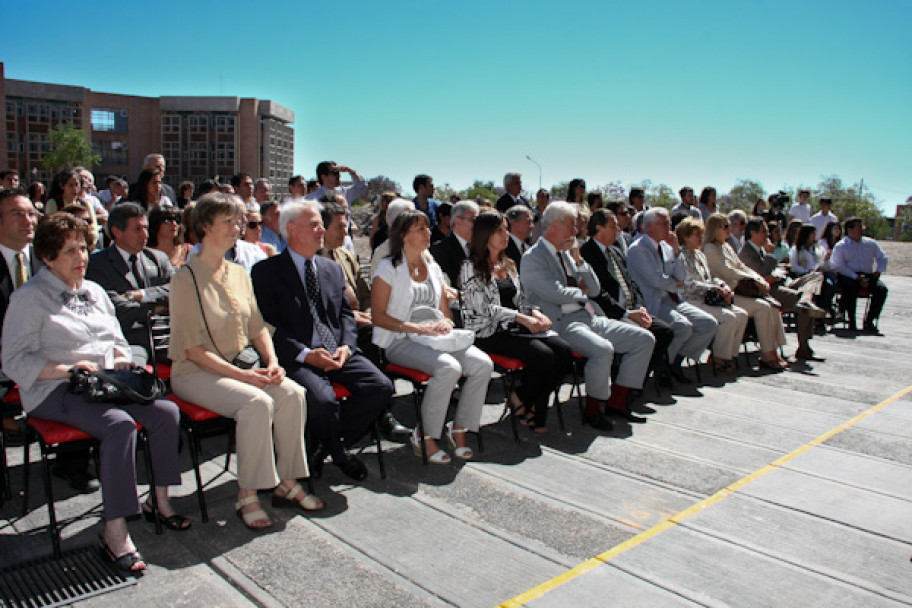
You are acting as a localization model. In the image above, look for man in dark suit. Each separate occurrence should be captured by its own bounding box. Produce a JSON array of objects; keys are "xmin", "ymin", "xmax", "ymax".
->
[
  {"xmin": 581, "ymin": 209, "xmax": 675, "ymax": 388},
  {"xmin": 430, "ymin": 200, "xmax": 479, "ymax": 287},
  {"xmin": 86, "ymin": 203, "xmax": 174, "ymax": 361},
  {"xmin": 504, "ymin": 205, "xmax": 534, "ymax": 268},
  {"xmin": 1, "ymin": 188, "xmax": 100, "ymax": 492},
  {"xmin": 496, "ymin": 172, "xmax": 532, "ymax": 213},
  {"xmin": 252, "ymin": 201, "xmax": 392, "ymax": 482}
]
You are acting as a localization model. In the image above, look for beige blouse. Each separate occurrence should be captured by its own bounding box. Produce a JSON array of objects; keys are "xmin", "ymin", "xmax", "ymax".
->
[
  {"xmin": 168, "ymin": 255, "xmax": 267, "ymax": 377},
  {"xmin": 703, "ymin": 241, "xmax": 762, "ymax": 289}
]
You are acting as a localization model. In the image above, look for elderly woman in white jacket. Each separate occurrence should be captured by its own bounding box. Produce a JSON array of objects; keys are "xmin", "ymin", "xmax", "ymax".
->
[{"xmin": 371, "ymin": 210, "xmax": 492, "ymax": 464}]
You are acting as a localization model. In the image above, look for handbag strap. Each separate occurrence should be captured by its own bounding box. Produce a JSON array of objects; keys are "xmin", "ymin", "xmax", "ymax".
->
[{"xmin": 186, "ymin": 265, "xmax": 230, "ymax": 363}]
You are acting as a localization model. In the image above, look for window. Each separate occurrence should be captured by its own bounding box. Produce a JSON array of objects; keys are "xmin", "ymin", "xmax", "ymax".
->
[
  {"xmin": 215, "ymin": 142, "xmax": 234, "ymax": 165},
  {"xmin": 162, "ymin": 114, "xmax": 181, "ymax": 134},
  {"xmin": 190, "ymin": 142, "xmax": 207, "ymax": 168},
  {"xmin": 91, "ymin": 109, "xmax": 114, "ymax": 131},
  {"xmin": 189, "ymin": 115, "xmax": 207, "ymax": 134},
  {"xmin": 215, "ymin": 115, "xmax": 236, "ymax": 133}
]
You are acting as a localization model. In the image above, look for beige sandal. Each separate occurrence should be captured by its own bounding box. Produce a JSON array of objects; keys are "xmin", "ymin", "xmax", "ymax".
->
[
  {"xmin": 272, "ymin": 482, "xmax": 324, "ymax": 511},
  {"xmin": 235, "ymin": 495, "xmax": 272, "ymax": 530}
]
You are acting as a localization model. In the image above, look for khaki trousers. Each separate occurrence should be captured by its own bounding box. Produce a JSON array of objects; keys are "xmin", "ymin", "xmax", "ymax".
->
[{"xmin": 733, "ymin": 296, "xmax": 787, "ymax": 352}]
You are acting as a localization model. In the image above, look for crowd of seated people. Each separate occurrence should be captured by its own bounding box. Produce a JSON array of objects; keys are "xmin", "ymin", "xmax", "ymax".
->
[{"xmin": 0, "ymin": 162, "xmax": 893, "ymax": 571}]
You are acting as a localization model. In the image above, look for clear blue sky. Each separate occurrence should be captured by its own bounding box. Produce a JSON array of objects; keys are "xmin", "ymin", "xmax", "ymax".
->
[{"xmin": 4, "ymin": 0, "xmax": 910, "ymax": 211}]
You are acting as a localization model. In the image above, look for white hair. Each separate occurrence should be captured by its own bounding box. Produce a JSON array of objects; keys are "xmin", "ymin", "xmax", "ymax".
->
[
  {"xmin": 727, "ymin": 209, "xmax": 747, "ymax": 222},
  {"xmin": 279, "ymin": 200, "xmax": 323, "ymax": 240},
  {"xmin": 642, "ymin": 207, "xmax": 669, "ymax": 230},
  {"xmin": 541, "ymin": 201, "xmax": 577, "ymax": 233},
  {"xmin": 503, "ymin": 172, "xmax": 521, "ymax": 188},
  {"xmin": 385, "ymin": 198, "xmax": 414, "ymax": 227},
  {"xmin": 143, "ymin": 153, "xmax": 164, "ymax": 168},
  {"xmin": 452, "ymin": 200, "xmax": 480, "ymax": 219}
]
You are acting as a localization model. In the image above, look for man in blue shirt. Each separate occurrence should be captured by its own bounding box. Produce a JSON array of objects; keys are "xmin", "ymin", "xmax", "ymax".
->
[
  {"xmin": 412, "ymin": 174, "xmax": 440, "ymax": 229},
  {"xmin": 831, "ymin": 217, "xmax": 888, "ymax": 333}
]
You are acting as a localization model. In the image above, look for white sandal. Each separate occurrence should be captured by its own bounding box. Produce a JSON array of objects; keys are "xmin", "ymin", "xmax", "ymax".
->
[
  {"xmin": 445, "ymin": 421, "xmax": 474, "ymax": 461},
  {"xmin": 272, "ymin": 482, "xmax": 324, "ymax": 511},
  {"xmin": 410, "ymin": 428, "xmax": 451, "ymax": 464},
  {"xmin": 235, "ymin": 495, "xmax": 272, "ymax": 530}
]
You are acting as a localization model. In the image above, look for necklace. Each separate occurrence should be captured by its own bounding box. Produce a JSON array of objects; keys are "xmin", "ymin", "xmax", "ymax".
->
[{"xmin": 408, "ymin": 260, "xmax": 422, "ymax": 278}]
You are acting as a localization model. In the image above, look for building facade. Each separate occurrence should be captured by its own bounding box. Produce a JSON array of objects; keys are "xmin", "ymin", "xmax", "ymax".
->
[{"xmin": 0, "ymin": 63, "xmax": 295, "ymax": 198}]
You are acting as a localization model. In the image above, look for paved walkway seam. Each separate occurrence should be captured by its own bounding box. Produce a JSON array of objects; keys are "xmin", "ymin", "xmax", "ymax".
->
[{"xmin": 497, "ymin": 384, "xmax": 912, "ymax": 608}]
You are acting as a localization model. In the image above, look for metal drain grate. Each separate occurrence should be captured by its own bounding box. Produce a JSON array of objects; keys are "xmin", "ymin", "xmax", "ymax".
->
[{"xmin": 0, "ymin": 545, "xmax": 137, "ymax": 608}]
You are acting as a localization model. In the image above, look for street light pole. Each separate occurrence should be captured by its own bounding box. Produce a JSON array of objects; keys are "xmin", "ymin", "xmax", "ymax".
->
[{"xmin": 525, "ymin": 155, "xmax": 542, "ymax": 191}]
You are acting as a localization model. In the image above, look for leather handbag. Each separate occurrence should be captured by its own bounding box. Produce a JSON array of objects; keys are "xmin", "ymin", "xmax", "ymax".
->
[
  {"xmin": 734, "ymin": 278, "xmax": 762, "ymax": 298},
  {"xmin": 68, "ymin": 367, "xmax": 166, "ymax": 405},
  {"xmin": 704, "ymin": 289, "xmax": 729, "ymax": 307}
]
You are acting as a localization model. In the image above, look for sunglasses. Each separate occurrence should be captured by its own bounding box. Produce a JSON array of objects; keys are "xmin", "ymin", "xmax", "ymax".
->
[
  {"xmin": 722, "ymin": 223, "xmax": 731, "ymax": 228},
  {"xmin": 163, "ymin": 217, "xmax": 180, "ymax": 225},
  {"xmin": 247, "ymin": 221, "xmax": 263, "ymax": 229}
]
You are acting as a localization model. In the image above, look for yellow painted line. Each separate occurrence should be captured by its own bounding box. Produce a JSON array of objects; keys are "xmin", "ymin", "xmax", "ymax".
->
[{"xmin": 498, "ymin": 384, "xmax": 912, "ymax": 608}]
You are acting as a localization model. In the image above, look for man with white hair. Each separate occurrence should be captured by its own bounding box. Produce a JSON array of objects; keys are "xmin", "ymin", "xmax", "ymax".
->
[
  {"xmin": 627, "ymin": 207, "xmax": 718, "ymax": 383},
  {"xmin": 521, "ymin": 202, "xmax": 655, "ymax": 430},
  {"xmin": 370, "ymin": 199, "xmax": 415, "ymax": 270},
  {"xmin": 496, "ymin": 172, "xmax": 530, "ymax": 213},
  {"xmin": 430, "ymin": 200, "xmax": 480, "ymax": 287},
  {"xmin": 143, "ymin": 153, "xmax": 176, "ymax": 205},
  {"xmin": 727, "ymin": 209, "xmax": 747, "ymax": 253},
  {"xmin": 504, "ymin": 205, "xmax": 534, "ymax": 267}
]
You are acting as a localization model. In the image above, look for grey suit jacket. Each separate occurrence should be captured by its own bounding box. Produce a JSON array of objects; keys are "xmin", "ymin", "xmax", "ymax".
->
[
  {"xmin": 738, "ymin": 241, "xmax": 778, "ymax": 277},
  {"xmin": 86, "ymin": 245, "xmax": 174, "ymax": 344},
  {"xmin": 519, "ymin": 239, "xmax": 601, "ymax": 327},
  {"xmin": 626, "ymin": 236, "xmax": 685, "ymax": 315}
]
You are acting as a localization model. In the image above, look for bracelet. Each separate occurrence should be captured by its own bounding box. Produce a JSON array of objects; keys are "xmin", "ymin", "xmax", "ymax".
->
[{"xmin": 398, "ymin": 320, "xmax": 405, "ymax": 333}]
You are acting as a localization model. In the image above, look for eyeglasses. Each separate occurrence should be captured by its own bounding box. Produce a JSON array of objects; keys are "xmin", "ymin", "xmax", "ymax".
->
[
  {"xmin": 722, "ymin": 223, "xmax": 731, "ymax": 228},
  {"xmin": 163, "ymin": 217, "xmax": 180, "ymax": 225},
  {"xmin": 247, "ymin": 221, "xmax": 263, "ymax": 229},
  {"xmin": 328, "ymin": 170, "xmax": 341, "ymax": 176}
]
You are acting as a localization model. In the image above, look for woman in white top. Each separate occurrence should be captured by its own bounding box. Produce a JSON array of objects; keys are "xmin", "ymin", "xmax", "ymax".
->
[
  {"xmin": 789, "ymin": 224, "xmax": 822, "ymax": 275},
  {"xmin": 371, "ymin": 211, "xmax": 492, "ymax": 464}
]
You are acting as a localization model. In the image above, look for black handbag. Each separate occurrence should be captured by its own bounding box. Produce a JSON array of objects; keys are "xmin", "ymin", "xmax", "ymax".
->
[
  {"xmin": 68, "ymin": 367, "xmax": 166, "ymax": 405},
  {"xmin": 187, "ymin": 265, "xmax": 262, "ymax": 370},
  {"xmin": 704, "ymin": 289, "xmax": 729, "ymax": 307}
]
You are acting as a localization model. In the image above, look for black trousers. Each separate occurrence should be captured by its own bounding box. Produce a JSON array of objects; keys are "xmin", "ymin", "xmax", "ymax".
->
[
  {"xmin": 475, "ymin": 332, "xmax": 572, "ymax": 427},
  {"xmin": 837, "ymin": 274, "xmax": 887, "ymax": 324},
  {"xmin": 646, "ymin": 317, "xmax": 675, "ymax": 370},
  {"xmin": 287, "ymin": 353, "xmax": 393, "ymax": 461}
]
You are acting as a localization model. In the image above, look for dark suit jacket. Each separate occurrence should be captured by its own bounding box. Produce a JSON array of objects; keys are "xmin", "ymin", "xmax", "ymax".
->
[
  {"xmin": 738, "ymin": 241, "xmax": 779, "ymax": 277},
  {"xmin": 251, "ymin": 250, "xmax": 357, "ymax": 367},
  {"xmin": 0, "ymin": 245, "xmax": 43, "ymax": 330},
  {"xmin": 580, "ymin": 238, "xmax": 645, "ymax": 320},
  {"xmin": 430, "ymin": 233, "xmax": 467, "ymax": 287},
  {"xmin": 505, "ymin": 237, "xmax": 523, "ymax": 268},
  {"xmin": 86, "ymin": 245, "xmax": 174, "ymax": 345},
  {"xmin": 496, "ymin": 194, "xmax": 531, "ymax": 214}
]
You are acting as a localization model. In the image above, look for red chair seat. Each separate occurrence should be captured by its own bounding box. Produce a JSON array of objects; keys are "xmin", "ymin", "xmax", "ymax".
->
[
  {"xmin": 332, "ymin": 383, "xmax": 352, "ymax": 399},
  {"xmin": 3, "ymin": 387, "xmax": 20, "ymax": 405},
  {"xmin": 28, "ymin": 417, "xmax": 142, "ymax": 444},
  {"xmin": 169, "ymin": 395, "xmax": 223, "ymax": 422},
  {"xmin": 386, "ymin": 363, "xmax": 431, "ymax": 383},
  {"xmin": 487, "ymin": 353, "xmax": 524, "ymax": 371}
]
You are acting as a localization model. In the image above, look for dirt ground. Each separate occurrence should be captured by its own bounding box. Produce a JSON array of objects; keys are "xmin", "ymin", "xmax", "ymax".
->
[{"xmin": 351, "ymin": 206, "xmax": 912, "ymax": 276}]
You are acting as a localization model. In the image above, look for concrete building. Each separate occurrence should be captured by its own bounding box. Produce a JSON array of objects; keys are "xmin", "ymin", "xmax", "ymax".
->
[{"xmin": 1, "ymin": 63, "xmax": 294, "ymax": 198}]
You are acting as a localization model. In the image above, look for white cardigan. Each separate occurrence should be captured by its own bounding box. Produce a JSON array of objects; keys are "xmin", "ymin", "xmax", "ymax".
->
[{"xmin": 371, "ymin": 254, "xmax": 446, "ymax": 349}]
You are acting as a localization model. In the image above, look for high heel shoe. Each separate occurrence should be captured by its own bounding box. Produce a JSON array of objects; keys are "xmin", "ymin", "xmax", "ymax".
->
[
  {"xmin": 444, "ymin": 421, "xmax": 474, "ymax": 461},
  {"xmin": 410, "ymin": 428, "xmax": 450, "ymax": 464}
]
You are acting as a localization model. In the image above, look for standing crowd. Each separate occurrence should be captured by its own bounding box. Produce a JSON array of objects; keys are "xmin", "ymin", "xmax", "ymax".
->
[{"xmin": 0, "ymin": 161, "xmax": 889, "ymax": 572}]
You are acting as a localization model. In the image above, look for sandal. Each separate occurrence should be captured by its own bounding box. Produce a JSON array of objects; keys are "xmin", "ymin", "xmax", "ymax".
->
[
  {"xmin": 509, "ymin": 393, "xmax": 529, "ymax": 426},
  {"xmin": 142, "ymin": 500, "xmax": 191, "ymax": 531},
  {"xmin": 410, "ymin": 428, "xmax": 450, "ymax": 464},
  {"xmin": 99, "ymin": 535, "xmax": 146, "ymax": 574},
  {"xmin": 272, "ymin": 482, "xmax": 324, "ymax": 511},
  {"xmin": 445, "ymin": 421, "xmax": 474, "ymax": 460},
  {"xmin": 235, "ymin": 495, "xmax": 273, "ymax": 530}
]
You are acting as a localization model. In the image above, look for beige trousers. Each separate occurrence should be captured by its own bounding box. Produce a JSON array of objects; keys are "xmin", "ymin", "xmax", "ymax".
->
[
  {"xmin": 172, "ymin": 371, "xmax": 310, "ymax": 490},
  {"xmin": 733, "ymin": 295, "xmax": 787, "ymax": 352},
  {"xmin": 690, "ymin": 301, "xmax": 750, "ymax": 360}
]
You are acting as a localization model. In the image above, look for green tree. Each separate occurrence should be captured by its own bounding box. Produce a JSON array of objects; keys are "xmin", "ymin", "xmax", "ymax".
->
[
  {"xmin": 462, "ymin": 180, "xmax": 499, "ymax": 204},
  {"xmin": 727, "ymin": 178, "xmax": 766, "ymax": 211},
  {"xmin": 814, "ymin": 174, "xmax": 889, "ymax": 239},
  {"xmin": 550, "ymin": 181, "xmax": 569, "ymax": 200},
  {"xmin": 41, "ymin": 123, "xmax": 100, "ymax": 172},
  {"xmin": 434, "ymin": 182, "xmax": 458, "ymax": 203},
  {"xmin": 600, "ymin": 180, "xmax": 627, "ymax": 201}
]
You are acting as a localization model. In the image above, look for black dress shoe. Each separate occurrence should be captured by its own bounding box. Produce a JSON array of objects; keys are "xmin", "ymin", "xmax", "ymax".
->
[
  {"xmin": 669, "ymin": 369, "xmax": 692, "ymax": 384},
  {"xmin": 585, "ymin": 411, "xmax": 614, "ymax": 432},
  {"xmin": 606, "ymin": 409, "xmax": 648, "ymax": 424},
  {"xmin": 334, "ymin": 454, "xmax": 368, "ymax": 482},
  {"xmin": 52, "ymin": 467, "xmax": 100, "ymax": 493},
  {"xmin": 378, "ymin": 412, "xmax": 411, "ymax": 437},
  {"xmin": 862, "ymin": 323, "xmax": 883, "ymax": 336}
]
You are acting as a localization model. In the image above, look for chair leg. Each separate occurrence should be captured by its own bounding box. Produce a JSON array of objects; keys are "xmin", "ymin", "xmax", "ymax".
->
[
  {"xmin": 21, "ymin": 434, "xmax": 31, "ymax": 517},
  {"xmin": 185, "ymin": 425, "xmax": 208, "ymax": 523},
  {"xmin": 138, "ymin": 430, "xmax": 162, "ymax": 535},
  {"xmin": 504, "ymin": 372, "xmax": 520, "ymax": 444},
  {"xmin": 0, "ymin": 430, "xmax": 9, "ymax": 503},
  {"xmin": 693, "ymin": 357, "xmax": 702, "ymax": 385},
  {"xmin": 413, "ymin": 386, "xmax": 427, "ymax": 465},
  {"xmin": 553, "ymin": 389, "xmax": 565, "ymax": 433},
  {"xmin": 40, "ymin": 443, "xmax": 62, "ymax": 559},
  {"xmin": 372, "ymin": 422, "xmax": 386, "ymax": 480},
  {"xmin": 572, "ymin": 363, "xmax": 585, "ymax": 425}
]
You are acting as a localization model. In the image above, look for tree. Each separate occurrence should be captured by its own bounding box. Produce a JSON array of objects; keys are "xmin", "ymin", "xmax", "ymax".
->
[
  {"xmin": 434, "ymin": 182, "xmax": 459, "ymax": 203},
  {"xmin": 727, "ymin": 178, "xmax": 766, "ymax": 211},
  {"xmin": 814, "ymin": 174, "xmax": 889, "ymax": 239},
  {"xmin": 649, "ymin": 183, "xmax": 677, "ymax": 209},
  {"xmin": 600, "ymin": 180, "xmax": 627, "ymax": 201},
  {"xmin": 462, "ymin": 180, "xmax": 499, "ymax": 204},
  {"xmin": 550, "ymin": 181, "xmax": 569, "ymax": 200},
  {"xmin": 41, "ymin": 123, "xmax": 100, "ymax": 172}
]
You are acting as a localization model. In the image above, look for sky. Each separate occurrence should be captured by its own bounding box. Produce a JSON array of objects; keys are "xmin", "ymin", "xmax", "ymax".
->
[{"xmin": 4, "ymin": 0, "xmax": 911, "ymax": 211}]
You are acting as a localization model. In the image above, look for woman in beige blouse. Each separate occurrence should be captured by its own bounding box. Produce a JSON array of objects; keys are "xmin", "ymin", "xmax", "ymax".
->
[
  {"xmin": 169, "ymin": 193, "xmax": 322, "ymax": 531},
  {"xmin": 674, "ymin": 217, "xmax": 749, "ymax": 373},
  {"xmin": 702, "ymin": 213, "xmax": 789, "ymax": 371}
]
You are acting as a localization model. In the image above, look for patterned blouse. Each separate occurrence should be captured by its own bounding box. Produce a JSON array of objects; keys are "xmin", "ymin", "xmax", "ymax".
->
[{"xmin": 459, "ymin": 258, "xmax": 523, "ymax": 339}]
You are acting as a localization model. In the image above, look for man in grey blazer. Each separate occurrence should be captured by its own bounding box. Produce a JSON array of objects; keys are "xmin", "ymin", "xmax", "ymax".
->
[
  {"xmin": 86, "ymin": 203, "xmax": 174, "ymax": 361},
  {"xmin": 627, "ymin": 208, "xmax": 718, "ymax": 382},
  {"xmin": 520, "ymin": 202, "xmax": 655, "ymax": 430}
]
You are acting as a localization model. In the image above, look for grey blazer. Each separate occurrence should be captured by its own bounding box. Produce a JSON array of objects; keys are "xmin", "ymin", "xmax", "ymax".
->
[
  {"xmin": 519, "ymin": 239, "xmax": 601, "ymax": 327},
  {"xmin": 626, "ymin": 236, "xmax": 685, "ymax": 315}
]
